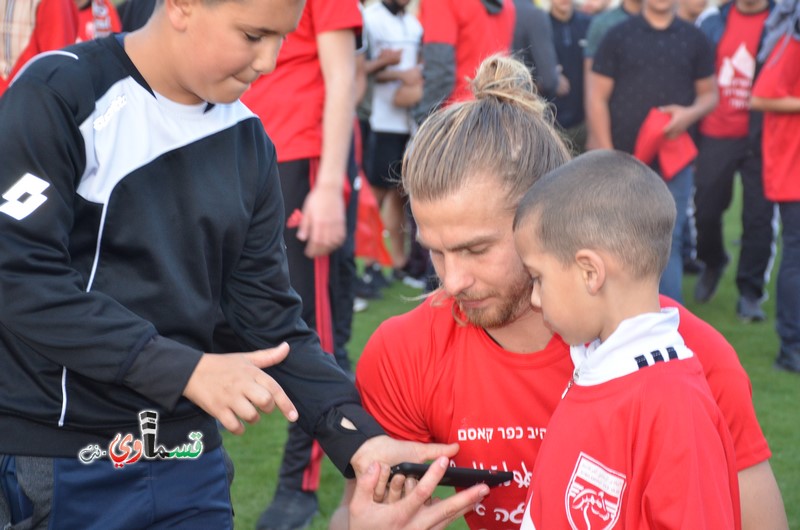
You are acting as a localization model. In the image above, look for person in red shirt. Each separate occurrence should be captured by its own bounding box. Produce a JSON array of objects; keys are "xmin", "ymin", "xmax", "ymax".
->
[
  {"xmin": 335, "ymin": 55, "xmax": 788, "ymax": 530},
  {"xmin": 412, "ymin": 0, "xmax": 515, "ymax": 122},
  {"xmin": 515, "ymin": 150, "xmax": 739, "ymax": 529},
  {"xmin": 751, "ymin": 7, "xmax": 800, "ymax": 374},
  {"xmin": 692, "ymin": 0, "xmax": 777, "ymax": 321},
  {"xmin": 75, "ymin": 0, "xmax": 122, "ymax": 42},
  {"xmin": 0, "ymin": 0, "xmax": 79, "ymax": 97},
  {"xmin": 240, "ymin": 1, "xmax": 363, "ymax": 528}
]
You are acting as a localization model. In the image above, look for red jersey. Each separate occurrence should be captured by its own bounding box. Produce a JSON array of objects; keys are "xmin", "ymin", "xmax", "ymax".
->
[
  {"xmin": 357, "ymin": 296, "xmax": 573, "ymax": 529},
  {"xmin": 0, "ymin": 0, "xmax": 78, "ymax": 96},
  {"xmin": 751, "ymin": 35, "xmax": 800, "ymax": 201},
  {"xmin": 418, "ymin": 0, "xmax": 515, "ymax": 105},
  {"xmin": 356, "ymin": 295, "xmax": 768, "ymax": 530},
  {"xmin": 76, "ymin": 0, "xmax": 122, "ymax": 42},
  {"xmin": 521, "ymin": 310, "xmax": 740, "ymax": 530},
  {"xmin": 700, "ymin": 6, "xmax": 769, "ymax": 138},
  {"xmin": 241, "ymin": 0, "xmax": 361, "ymax": 162}
]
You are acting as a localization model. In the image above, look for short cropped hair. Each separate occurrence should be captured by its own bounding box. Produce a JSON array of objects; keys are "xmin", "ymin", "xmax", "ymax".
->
[
  {"xmin": 402, "ymin": 55, "xmax": 571, "ymax": 213},
  {"xmin": 513, "ymin": 150, "xmax": 676, "ymax": 280}
]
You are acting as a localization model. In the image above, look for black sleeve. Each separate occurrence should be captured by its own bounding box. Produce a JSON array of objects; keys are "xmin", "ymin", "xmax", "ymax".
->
[
  {"xmin": 591, "ymin": 26, "xmax": 619, "ymax": 78},
  {"xmin": 413, "ymin": 42, "xmax": 456, "ymax": 124},
  {"xmin": 0, "ymin": 62, "xmax": 201, "ymax": 412},
  {"xmin": 219, "ymin": 139, "xmax": 385, "ymax": 476},
  {"xmin": 693, "ymin": 28, "xmax": 716, "ymax": 80},
  {"xmin": 525, "ymin": 10, "xmax": 560, "ymax": 98}
]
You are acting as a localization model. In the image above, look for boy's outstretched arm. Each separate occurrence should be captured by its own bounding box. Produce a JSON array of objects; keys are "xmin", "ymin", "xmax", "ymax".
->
[{"xmin": 182, "ymin": 342, "xmax": 298, "ymax": 435}]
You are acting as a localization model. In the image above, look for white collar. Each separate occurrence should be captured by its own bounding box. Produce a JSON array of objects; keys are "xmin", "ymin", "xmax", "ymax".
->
[{"xmin": 569, "ymin": 308, "xmax": 693, "ymax": 387}]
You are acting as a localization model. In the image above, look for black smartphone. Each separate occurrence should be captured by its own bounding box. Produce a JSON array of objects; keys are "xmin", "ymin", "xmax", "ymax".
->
[{"xmin": 389, "ymin": 462, "xmax": 513, "ymax": 488}]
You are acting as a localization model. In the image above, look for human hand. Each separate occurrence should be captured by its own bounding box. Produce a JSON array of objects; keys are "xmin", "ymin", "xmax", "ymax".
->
[
  {"xmin": 400, "ymin": 65, "xmax": 423, "ymax": 86},
  {"xmin": 556, "ymin": 73, "xmax": 571, "ymax": 97},
  {"xmin": 349, "ymin": 456, "xmax": 489, "ymax": 530},
  {"xmin": 297, "ymin": 182, "xmax": 346, "ymax": 257},
  {"xmin": 660, "ymin": 104, "xmax": 695, "ymax": 139},
  {"xmin": 393, "ymin": 80, "xmax": 424, "ymax": 108},
  {"xmin": 349, "ymin": 435, "xmax": 459, "ymax": 501},
  {"xmin": 182, "ymin": 343, "xmax": 297, "ymax": 435},
  {"xmin": 378, "ymin": 48, "xmax": 403, "ymax": 68}
]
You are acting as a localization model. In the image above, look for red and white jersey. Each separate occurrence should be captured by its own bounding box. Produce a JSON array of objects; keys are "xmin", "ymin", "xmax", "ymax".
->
[
  {"xmin": 357, "ymin": 297, "xmax": 765, "ymax": 530},
  {"xmin": 521, "ymin": 309, "xmax": 741, "ymax": 530},
  {"xmin": 700, "ymin": 6, "xmax": 769, "ymax": 138},
  {"xmin": 76, "ymin": 0, "xmax": 122, "ymax": 42}
]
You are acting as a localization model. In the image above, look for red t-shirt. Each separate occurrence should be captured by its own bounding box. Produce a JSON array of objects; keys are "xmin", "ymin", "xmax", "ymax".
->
[
  {"xmin": 751, "ymin": 35, "xmax": 800, "ymax": 201},
  {"xmin": 76, "ymin": 0, "xmax": 122, "ymax": 42},
  {"xmin": 700, "ymin": 6, "xmax": 769, "ymax": 138},
  {"xmin": 241, "ymin": 0, "xmax": 361, "ymax": 162},
  {"xmin": 0, "ymin": 0, "xmax": 78, "ymax": 97},
  {"xmin": 521, "ymin": 357, "xmax": 740, "ymax": 529},
  {"xmin": 356, "ymin": 295, "xmax": 768, "ymax": 530},
  {"xmin": 418, "ymin": 0, "xmax": 515, "ymax": 104}
]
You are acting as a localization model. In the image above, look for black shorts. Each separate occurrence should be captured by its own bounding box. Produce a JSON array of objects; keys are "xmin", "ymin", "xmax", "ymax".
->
[{"xmin": 366, "ymin": 131, "xmax": 410, "ymax": 190}]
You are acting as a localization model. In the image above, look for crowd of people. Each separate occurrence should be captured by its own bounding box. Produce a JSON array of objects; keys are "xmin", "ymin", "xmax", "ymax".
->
[{"xmin": 0, "ymin": 0, "xmax": 796, "ymax": 528}]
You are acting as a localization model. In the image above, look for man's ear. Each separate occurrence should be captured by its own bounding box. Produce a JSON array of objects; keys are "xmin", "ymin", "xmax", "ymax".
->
[{"xmin": 575, "ymin": 249, "xmax": 606, "ymax": 295}]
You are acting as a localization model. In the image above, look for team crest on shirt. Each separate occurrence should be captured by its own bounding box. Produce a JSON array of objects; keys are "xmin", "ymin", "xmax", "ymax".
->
[{"xmin": 565, "ymin": 452, "xmax": 626, "ymax": 530}]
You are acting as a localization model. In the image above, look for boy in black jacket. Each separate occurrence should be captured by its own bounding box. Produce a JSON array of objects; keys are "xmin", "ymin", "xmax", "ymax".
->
[{"xmin": 0, "ymin": 0, "xmax": 483, "ymax": 527}]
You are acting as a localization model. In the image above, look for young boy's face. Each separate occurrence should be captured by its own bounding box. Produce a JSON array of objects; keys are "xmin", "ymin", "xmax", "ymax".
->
[
  {"xmin": 514, "ymin": 220, "xmax": 592, "ymax": 346},
  {"xmin": 174, "ymin": 0, "xmax": 303, "ymax": 104}
]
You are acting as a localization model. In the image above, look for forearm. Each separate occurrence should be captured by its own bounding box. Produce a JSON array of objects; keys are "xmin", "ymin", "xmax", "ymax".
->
[
  {"xmin": 750, "ymin": 95, "xmax": 800, "ymax": 113},
  {"xmin": 738, "ymin": 460, "xmax": 789, "ymax": 530},
  {"xmin": 355, "ymin": 54, "xmax": 367, "ymax": 105},
  {"xmin": 586, "ymin": 94, "xmax": 613, "ymax": 149},
  {"xmin": 318, "ymin": 32, "xmax": 356, "ymax": 190},
  {"xmin": 375, "ymin": 68, "xmax": 407, "ymax": 83},
  {"xmin": 686, "ymin": 89, "xmax": 718, "ymax": 124},
  {"xmin": 319, "ymin": 82, "xmax": 354, "ymax": 190},
  {"xmin": 364, "ymin": 60, "xmax": 388, "ymax": 75}
]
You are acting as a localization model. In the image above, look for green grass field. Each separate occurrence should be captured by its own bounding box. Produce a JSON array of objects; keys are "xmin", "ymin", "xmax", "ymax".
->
[{"xmin": 224, "ymin": 185, "xmax": 799, "ymax": 529}]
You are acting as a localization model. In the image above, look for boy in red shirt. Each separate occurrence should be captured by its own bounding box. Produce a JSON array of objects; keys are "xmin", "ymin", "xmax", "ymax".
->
[{"xmin": 514, "ymin": 150, "xmax": 740, "ymax": 529}]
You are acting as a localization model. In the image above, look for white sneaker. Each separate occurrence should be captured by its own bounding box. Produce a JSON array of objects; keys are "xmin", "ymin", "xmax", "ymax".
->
[
  {"xmin": 402, "ymin": 276, "xmax": 426, "ymax": 290},
  {"xmin": 353, "ymin": 297, "xmax": 369, "ymax": 313}
]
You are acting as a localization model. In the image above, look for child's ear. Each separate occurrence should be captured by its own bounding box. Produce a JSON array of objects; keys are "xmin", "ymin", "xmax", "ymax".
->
[
  {"xmin": 575, "ymin": 249, "xmax": 606, "ymax": 295},
  {"xmin": 165, "ymin": 0, "xmax": 195, "ymax": 30}
]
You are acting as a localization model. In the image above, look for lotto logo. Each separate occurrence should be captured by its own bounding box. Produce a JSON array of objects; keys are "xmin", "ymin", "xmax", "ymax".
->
[{"xmin": 0, "ymin": 173, "xmax": 50, "ymax": 220}]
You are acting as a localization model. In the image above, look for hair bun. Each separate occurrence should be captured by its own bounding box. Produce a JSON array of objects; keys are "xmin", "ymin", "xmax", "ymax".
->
[{"xmin": 470, "ymin": 54, "xmax": 547, "ymax": 117}]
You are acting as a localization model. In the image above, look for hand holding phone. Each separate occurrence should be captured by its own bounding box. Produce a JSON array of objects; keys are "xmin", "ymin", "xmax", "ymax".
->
[{"xmin": 390, "ymin": 462, "xmax": 512, "ymax": 488}]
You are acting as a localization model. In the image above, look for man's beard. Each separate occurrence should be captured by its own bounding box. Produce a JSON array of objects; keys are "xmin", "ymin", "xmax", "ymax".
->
[{"xmin": 457, "ymin": 273, "xmax": 534, "ymax": 329}]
